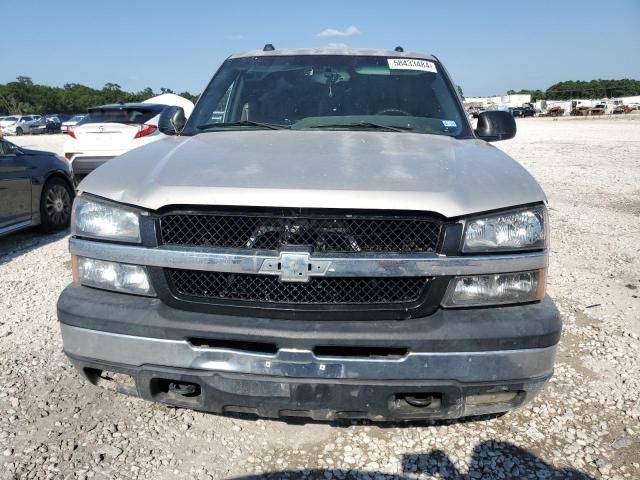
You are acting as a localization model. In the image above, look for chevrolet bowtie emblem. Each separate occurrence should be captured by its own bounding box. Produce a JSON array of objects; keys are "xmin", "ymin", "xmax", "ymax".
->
[{"xmin": 259, "ymin": 252, "xmax": 331, "ymax": 283}]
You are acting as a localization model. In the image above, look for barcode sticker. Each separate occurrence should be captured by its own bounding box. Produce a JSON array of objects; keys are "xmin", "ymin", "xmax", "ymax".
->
[{"xmin": 387, "ymin": 58, "xmax": 437, "ymax": 73}]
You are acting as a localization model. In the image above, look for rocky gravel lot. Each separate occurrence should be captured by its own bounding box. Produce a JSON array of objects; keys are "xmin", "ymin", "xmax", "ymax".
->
[{"xmin": 1, "ymin": 117, "xmax": 639, "ymax": 479}]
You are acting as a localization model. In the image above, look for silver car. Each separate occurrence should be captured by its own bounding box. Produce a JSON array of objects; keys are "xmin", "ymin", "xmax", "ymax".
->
[
  {"xmin": 61, "ymin": 114, "xmax": 85, "ymax": 134},
  {"xmin": 58, "ymin": 47, "xmax": 559, "ymax": 422}
]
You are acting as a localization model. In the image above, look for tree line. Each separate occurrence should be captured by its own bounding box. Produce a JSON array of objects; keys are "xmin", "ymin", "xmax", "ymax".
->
[
  {"xmin": 507, "ymin": 79, "xmax": 640, "ymax": 101},
  {"xmin": 2, "ymin": 76, "xmax": 639, "ymax": 115},
  {"xmin": 0, "ymin": 77, "xmax": 199, "ymax": 115}
]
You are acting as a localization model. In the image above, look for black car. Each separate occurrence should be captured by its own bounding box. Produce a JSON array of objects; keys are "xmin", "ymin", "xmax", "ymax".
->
[
  {"xmin": 0, "ymin": 138, "xmax": 74, "ymax": 236},
  {"xmin": 511, "ymin": 106, "xmax": 536, "ymax": 118},
  {"xmin": 30, "ymin": 116, "xmax": 62, "ymax": 135},
  {"xmin": 50, "ymin": 113, "xmax": 74, "ymax": 123}
]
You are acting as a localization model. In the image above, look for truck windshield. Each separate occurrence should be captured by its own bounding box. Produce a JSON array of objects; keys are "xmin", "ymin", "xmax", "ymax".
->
[{"xmin": 186, "ymin": 55, "xmax": 470, "ymax": 137}]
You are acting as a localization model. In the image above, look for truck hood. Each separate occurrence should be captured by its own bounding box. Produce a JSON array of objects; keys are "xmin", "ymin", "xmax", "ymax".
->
[{"xmin": 79, "ymin": 130, "xmax": 546, "ymax": 218}]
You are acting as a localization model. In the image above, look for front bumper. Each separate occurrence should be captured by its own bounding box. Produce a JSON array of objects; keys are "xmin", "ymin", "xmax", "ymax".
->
[
  {"xmin": 58, "ymin": 285, "xmax": 560, "ymax": 421},
  {"xmin": 61, "ymin": 323, "xmax": 556, "ymax": 382},
  {"xmin": 67, "ymin": 352, "xmax": 550, "ymax": 421},
  {"xmin": 70, "ymin": 155, "xmax": 117, "ymax": 176},
  {"xmin": 69, "ymin": 156, "xmax": 119, "ymax": 185}
]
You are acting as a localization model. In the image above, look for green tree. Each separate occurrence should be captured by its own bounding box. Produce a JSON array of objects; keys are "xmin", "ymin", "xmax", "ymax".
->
[
  {"xmin": 0, "ymin": 92, "xmax": 32, "ymax": 115},
  {"xmin": 506, "ymin": 89, "xmax": 546, "ymax": 101},
  {"xmin": 141, "ymin": 87, "xmax": 155, "ymax": 98},
  {"xmin": 544, "ymin": 79, "xmax": 640, "ymax": 100},
  {"xmin": 179, "ymin": 91, "xmax": 199, "ymax": 103},
  {"xmin": 16, "ymin": 76, "xmax": 33, "ymax": 86},
  {"xmin": 103, "ymin": 82, "xmax": 122, "ymax": 91},
  {"xmin": 0, "ymin": 79, "xmax": 199, "ymax": 115}
]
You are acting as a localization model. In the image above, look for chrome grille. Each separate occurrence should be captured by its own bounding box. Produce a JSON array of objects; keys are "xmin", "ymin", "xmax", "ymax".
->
[
  {"xmin": 160, "ymin": 211, "xmax": 442, "ymax": 253},
  {"xmin": 168, "ymin": 269, "xmax": 429, "ymax": 305}
]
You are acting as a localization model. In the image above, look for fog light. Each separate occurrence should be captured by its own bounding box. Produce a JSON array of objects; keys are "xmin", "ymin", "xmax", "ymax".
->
[
  {"xmin": 442, "ymin": 269, "xmax": 544, "ymax": 307},
  {"xmin": 466, "ymin": 391, "xmax": 519, "ymax": 406},
  {"xmin": 75, "ymin": 257, "xmax": 155, "ymax": 296}
]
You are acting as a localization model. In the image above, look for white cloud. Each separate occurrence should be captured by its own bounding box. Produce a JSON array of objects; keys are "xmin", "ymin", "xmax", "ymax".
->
[
  {"xmin": 317, "ymin": 25, "xmax": 361, "ymax": 37},
  {"xmin": 325, "ymin": 42, "xmax": 348, "ymax": 48}
]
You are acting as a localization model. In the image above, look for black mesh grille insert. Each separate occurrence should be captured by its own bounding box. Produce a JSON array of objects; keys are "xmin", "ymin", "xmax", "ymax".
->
[
  {"xmin": 160, "ymin": 212, "xmax": 442, "ymax": 253},
  {"xmin": 168, "ymin": 269, "xmax": 429, "ymax": 305}
]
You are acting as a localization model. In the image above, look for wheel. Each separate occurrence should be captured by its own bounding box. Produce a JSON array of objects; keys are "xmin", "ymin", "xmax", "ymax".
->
[
  {"xmin": 40, "ymin": 177, "xmax": 73, "ymax": 232},
  {"xmin": 16, "ymin": 127, "xmax": 23, "ymax": 136}
]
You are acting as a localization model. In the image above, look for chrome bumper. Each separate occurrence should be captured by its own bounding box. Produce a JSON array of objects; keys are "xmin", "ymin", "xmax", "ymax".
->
[
  {"xmin": 60, "ymin": 323, "xmax": 556, "ymax": 382},
  {"xmin": 68, "ymin": 237, "xmax": 548, "ymax": 278}
]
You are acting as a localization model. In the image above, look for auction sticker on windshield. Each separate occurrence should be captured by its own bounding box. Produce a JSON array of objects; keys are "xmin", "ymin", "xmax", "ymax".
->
[{"xmin": 387, "ymin": 58, "xmax": 437, "ymax": 73}]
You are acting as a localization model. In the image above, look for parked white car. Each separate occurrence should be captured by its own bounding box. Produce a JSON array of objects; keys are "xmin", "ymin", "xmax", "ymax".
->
[
  {"xmin": 0, "ymin": 115, "xmax": 41, "ymax": 135},
  {"xmin": 64, "ymin": 94, "xmax": 194, "ymax": 183},
  {"xmin": 61, "ymin": 115, "xmax": 85, "ymax": 134},
  {"xmin": 0, "ymin": 116, "xmax": 16, "ymax": 134}
]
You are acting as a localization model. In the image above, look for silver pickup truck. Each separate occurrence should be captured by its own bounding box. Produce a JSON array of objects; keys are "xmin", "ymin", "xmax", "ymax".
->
[{"xmin": 57, "ymin": 47, "xmax": 560, "ymax": 422}]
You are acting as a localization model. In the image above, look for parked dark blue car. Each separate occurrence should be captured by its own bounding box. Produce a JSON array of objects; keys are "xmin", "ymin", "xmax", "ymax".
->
[{"xmin": 0, "ymin": 138, "xmax": 74, "ymax": 236}]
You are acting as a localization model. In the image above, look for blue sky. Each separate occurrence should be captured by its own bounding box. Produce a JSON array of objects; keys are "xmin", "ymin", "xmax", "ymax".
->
[{"xmin": 4, "ymin": 0, "xmax": 639, "ymax": 96}]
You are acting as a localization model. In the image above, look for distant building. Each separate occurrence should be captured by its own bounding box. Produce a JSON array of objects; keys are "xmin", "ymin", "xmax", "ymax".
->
[
  {"xmin": 464, "ymin": 94, "xmax": 532, "ymax": 109},
  {"xmin": 465, "ymin": 93, "xmax": 640, "ymax": 116},
  {"xmin": 537, "ymin": 96, "xmax": 640, "ymax": 116},
  {"xmin": 620, "ymin": 95, "xmax": 640, "ymax": 104}
]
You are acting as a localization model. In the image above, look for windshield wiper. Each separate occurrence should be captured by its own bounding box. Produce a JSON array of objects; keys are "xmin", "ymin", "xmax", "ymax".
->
[
  {"xmin": 197, "ymin": 120, "xmax": 290, "ymax": 131},
  {"xmin": 308, "ymin": 121, "xmax": 413, "ymax": 133}
]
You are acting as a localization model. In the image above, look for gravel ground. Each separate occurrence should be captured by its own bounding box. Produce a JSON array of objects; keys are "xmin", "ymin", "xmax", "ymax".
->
[{"xmin": 1, "ymin": 118, "xmax": 639, "ymax": 479}]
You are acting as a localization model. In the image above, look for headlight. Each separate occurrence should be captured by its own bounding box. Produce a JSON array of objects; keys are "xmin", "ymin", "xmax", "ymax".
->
[
  {"xmin": 74, "ymin": 257, "xmax": 155, "ymax": 296},
  {"xmin": 442, "ymin": 269, "xmax": 544, "ymax": 307},
  {"xmin": 72, "ymin": 196, "xmax": 141, "ymax": 243},
  {"xmin": 463, "ymin": 205, "xmax": 547, "ymax": 253}
]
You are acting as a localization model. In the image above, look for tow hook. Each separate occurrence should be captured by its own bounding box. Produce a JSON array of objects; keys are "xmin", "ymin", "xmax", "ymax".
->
[
  {"xmin": 403, "ymin": 394, "xmax": 436, "ymax": 408},
  {"xmin": 168, "ymin": 381, "xmax": 199, "ymax": 397}
]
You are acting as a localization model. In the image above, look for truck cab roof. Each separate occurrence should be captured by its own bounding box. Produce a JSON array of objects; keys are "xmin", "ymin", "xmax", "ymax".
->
[{"xmin": 229, "ymin": 48, "xmax": 437, "ymax": 61}]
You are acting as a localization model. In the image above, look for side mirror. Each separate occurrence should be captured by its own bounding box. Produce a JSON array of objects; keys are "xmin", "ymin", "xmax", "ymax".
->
[
  {"xmin": 475, "ymin": 111, "xmax": 516, "ymax": 142},
  {"xmin": 158, "ymin": 106, "xmax": 186, "ymax": 135}
]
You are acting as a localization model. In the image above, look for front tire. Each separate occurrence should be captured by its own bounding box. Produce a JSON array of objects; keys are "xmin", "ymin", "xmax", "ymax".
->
[
  {"xmin": 40, "ymin": 177, "xmax": 73, "ymax": 232},
  {"xmin": 16, "ymin": 127, "xmax": 23, "ymax": 136}
]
